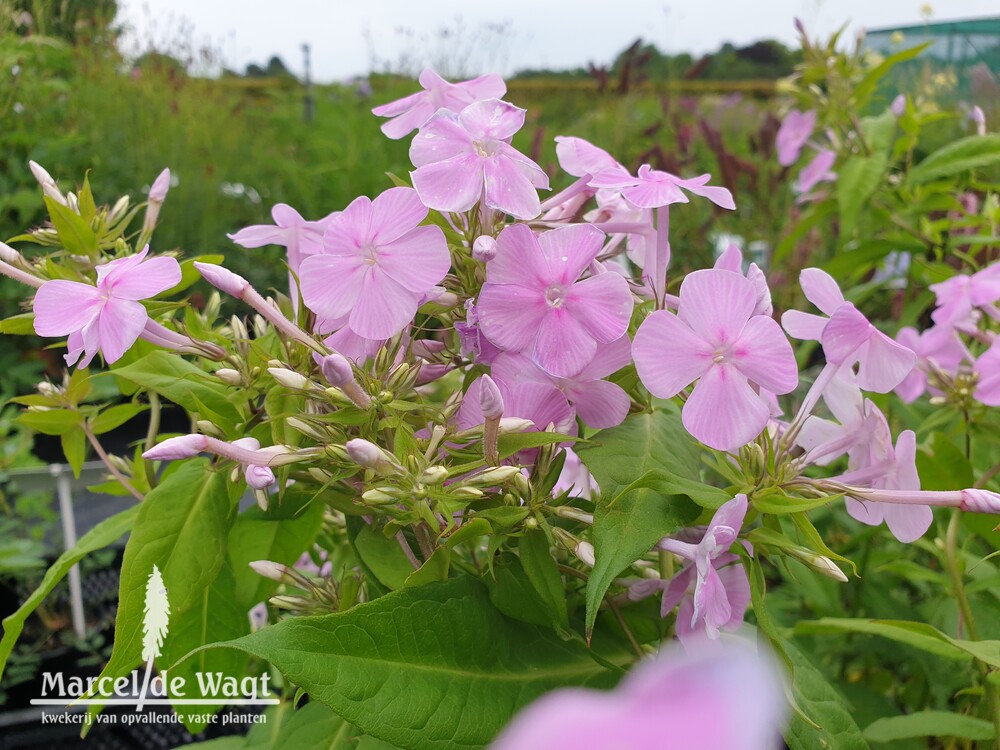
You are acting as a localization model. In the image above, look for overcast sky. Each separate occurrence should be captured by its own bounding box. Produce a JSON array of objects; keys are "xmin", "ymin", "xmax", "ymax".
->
[{"xmin": 118, "ymin": 0, "xmax": 998, "ymax": 81}]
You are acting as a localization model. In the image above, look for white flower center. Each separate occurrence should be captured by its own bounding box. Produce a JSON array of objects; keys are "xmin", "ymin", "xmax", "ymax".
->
[{"xmin": 545, "ymin": 285, "xmax": 566, "ymax": 308}]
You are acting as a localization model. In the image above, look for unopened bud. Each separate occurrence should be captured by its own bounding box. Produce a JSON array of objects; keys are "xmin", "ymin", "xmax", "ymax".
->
[
  {"xmin": 451, "ymin": 486, "xmax": 485, "ymax": 499},
  {"xmin": 195, "ymin": 262, "xmax": 250, "ymax": 299},
  {"xmin": 268, "ymin": 367, "xmax": 312, "ymax": 390},
  {"xmin": 286, "ymin": 417, "xmax": 329, "ymax": 441},
  {"xmin": 148, "ymin": 167, "xmax": 171, "ymax": 203},
  {"xmin": 362, "ymin": 488, "xmax": 400, "ymax": 505},
  {"xmin": 36, "ymin": 381, "xmax": 60, "ymax": 398},
  {"xmin": 42, "ymin": 182, "xmax": 68, "ymax": 207},
  {"xmin": 144, "ymin": 433, "xmax": 208, "ymax": 460},
  {"xmin": 108, "ymin": 195, "xmax": 130, "ymax": 223},
  {"xmin": 553, "ymin": 506, "xmax": 595, "ymax": 524},
  {"xmin": 269, "ymin": 595, "xmax": 312, "ymax": 611},
  {"xmin": 499, "ymin": 417, "xmax": 534, "ymax": 434},
  {"xmin": 215, "ymin": 368, "xmax": 242, "ymax": 385},
  {"xmin": 249, "ymin": 560, "xmax": 290, "ymax": 582},
  {"xmin": 0, "ymin": 242, "xmax": 22, "ymax": 264},
  {"xmin": 318, "ymin": 352, "xmax": 353, "ymax": 387},
  {"xmin": 513, "ymin": 470, "xmax": 532, "ymax": 497},
  {"xmin": 420, "ymin": 466, "xmax": 449, "ymax": 485},
  {"xmin": 467, "ymin": 465, "xmax": 522, "ymax": 486},
  {"xmin": 472, "ymin": 235, "xmax": 497, "ymax": 262},
  {"xmin": 29, "ymin": 160, "xmax": 55, "ymax": 187},
  {"xmin": 479, "ymin": 375, "xmax": 504, "ymax": 420},
  {"xmin": 786, "ymin": 546, "xmax": 848, "ymax": 582},
  {"xmin": 346, "ymin": 438, "xmax": 401, "ymax": 474},
  {"xmin": 308, "ymin": 467, "xmax": 333, "ymax": 482},
  {"xmin": 245, "ymin": 463, "xmax": 275, "ymax": 490},
  {"xmin": 196, "ymin": 419, "xmax": 224, "ymax": 438},
  {"xmin": 66, "ymin": 192, "xmax": 79, "ymax": 213}
]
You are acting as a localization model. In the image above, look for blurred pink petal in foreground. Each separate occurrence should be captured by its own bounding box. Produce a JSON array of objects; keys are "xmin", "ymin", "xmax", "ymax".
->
[{"xmin": 491, "ymin": 639, "xmax": 786, "ymax": 750}]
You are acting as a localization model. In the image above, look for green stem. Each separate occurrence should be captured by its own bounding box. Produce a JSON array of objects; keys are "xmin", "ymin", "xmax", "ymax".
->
[
  {"xmin": 83, "ymin": 425, "xmax": 144, "ymax": 502},
  {"xmin": 143, "ymin": 392, "xmax": 161, "ymax": 488}
]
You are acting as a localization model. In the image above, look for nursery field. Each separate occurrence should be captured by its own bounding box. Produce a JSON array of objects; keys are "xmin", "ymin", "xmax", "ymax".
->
[{"xmin": 2, "ymin": 12, "xmax": 1000, "ymax": 750}]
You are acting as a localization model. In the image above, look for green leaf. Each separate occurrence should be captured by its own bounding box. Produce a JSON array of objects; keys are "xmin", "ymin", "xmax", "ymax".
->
[
  {"xmin": 837, "ymin": 155, "xmax": 887, "ymax": 237},
  {"xmin": 577, "ymin": 408, "xmax": 702, "ymax": 635},
  {"xmin": 61, "ymin": 425, "xmax": 87, "ymax": 477},
  {"xmin": 44, "ymin": 195, "xmax": 98, "ymax": 255},
  {"xmin": 518, "ymin": 529, "xmax": 568, "ymax": 628},
  {"xmin": 497, "ymin": 430, "xmax": 577, "ymax": 459},
  {"xmin": 908, "ymin": 134, "xmax": 1000, "ymax": 184},
  {"xmin": 783, "ymin": 639, "xmax": 870, "ymax": 750},
  {"xmin": 485, "ymin": 552, "xmax": 561, "ymax": 627},
  {"xmin": 0, "ymin": 312, "xmax": 36, "ymax": 335},
  {"xmin": 90, "ymin": 402, "xmax": 149, "ymax": 435},
  {"xmin": 87, "ymin": 460, "xmax": 237, "ymax": 710},
  {"xmin": 16, "ymin": 408, "xmax": 83, "ymax": 435},
  {"xmin": 0, "ymin": 506, "xmax": 138, "ymax": 680},
  {"xmin": 112, "ymin": 351, "xmax": 243, "ymax": 429},
  {"xmin": 794, "ymin": 618, "xmax": 1000, "ymax": 666},
  {"xmin": 864, "ymin": 711, "xmax": 996, "ymax": 744},
  {"xmin": 77, "ymin": 173, "xmax": 97, "ymax": 222},
  {"xmin": 354, "ymin": 524, "xmax": 416, "ymax": 590},
  {"xmin": 187, "ymin": 577, "xmax": 626, "ymax": 750},
  {"xmin": 916, "ymin": 432, "xmax": 973, "ymax": 491},
  {"xmin": 227, "ymin": 493, "xmax": 325, "ymax": 612},
  {"xmin": 404, "ymin": 547, "xmax": 451, "ymax": 587},
  {"xmin": 752, "ymin": 491, "xmax": 836, "ymax": 515},
  {"xmin": 854, "ymin": 43, "xmax": 929, "ymax": 106}
]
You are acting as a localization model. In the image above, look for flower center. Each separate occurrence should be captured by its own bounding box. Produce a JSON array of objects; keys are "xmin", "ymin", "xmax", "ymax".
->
[
  {"xmin": 361, "ymin": 244, "xmax": 379, "ymax": 266},
  {"xmin": 473, "ymin": 139, "xmax": 499, "ymax": 158},
  {"xmin": 712, "ymin": 346, "xmax": 730, "ymax": 364},
  {"xmin": 545, "ymin": 285, "xmax": 566, "ymax": 308}
]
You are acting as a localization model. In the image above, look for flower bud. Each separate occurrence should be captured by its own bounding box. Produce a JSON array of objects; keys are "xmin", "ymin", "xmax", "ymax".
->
[
  {"xmin": 420, "ymin": 466, "xmax": 449, "ymax": 485},
  {"xmin": 451, "ymin": 486, "xmax": 485, "ymax": 499},
  {"xmin": 149, "ymin": 167, "xmax": 171, "ymax": 203},
  {"xmin": 0, "ymin": 242, "xmax": 21, "ymax": 264},
  {"xmin": 346, "ymin": 438, "xmax": 400, "ymax": 473},
  {"xmin": 472, "ymin": 235, "xmax": 497, "ymax": 262},
  {"xmin": 479, "ymin": 375, "xmax": 504, "ymax": 420},
  {"xmin": 42, "ymin": 182, "xmax": 68, "ymax": 207},
  {"xmin": 268, "ymin": 367, "xmax": 312, "ymax": 390},
  {"xmin": 245, "ymin": 463, "xmax": 275, "ymax": 490},
  {"xmin": 196, "ymin": 419, "xmax": 224, "ymax": 438},
  {"xmin": 215, "ymin": 368, "xmax": 242, "ymax": 385},
  {"xmin": 890, "ymin": 94, "xmax": 906, "ymax": 117},
  {"xmin": 66, "ymin": 192, "xmax": 79, "ymax": 213},
  {"xmin": 318, "ymin": 352, "xmax": 353, "ymax": 387},
  {"xmin": 36, "ymin": 381, "xmax": 60, "ymax": 398},
  {"xmin": 286, "ymin": 417, "xmax": 330, "ymax": 441},
  {"xmin": 513, "ymin": 470, "xmax": 532, "ymax": 498},
  {"xmin": 786, "ymin": 546, "xmax": 848, "ymax": 582},
  {"xmin": 108, "ymin": 195, "xmax": 130, "ymax": 223},
  {"xmin": 362, "ymin": 488, "xmax": 400, "ymax": 505},
  {"xmin": 575, "ymin": 540, "xmax": 596, "ymax": 567},
  {"xmin": 269, "ymin": 595, "xmax": 312, "ymax": 611},
  {"xmin": 195, "ymin": 261, "xmax": 250, "ymax": 298},
  {"xmin": 466, "ymin": 465, "xmax": 522, "ymax": 486},
  {"xmin": 249, "ymin": 560, "xmax": 290, "ymax": 582},
  {"xmin": 552, "ymin": 506, "xmax": 595, "ymax": 524},
  {"xmin": 29, "ymin": 160, "xmax": 55, "ymax": 188},
  {"xmin": 499, "ymin": 417, "xmax": 534, "ymax": 433},
  {"xmin": 143, "ymin": 434, "xmax": 207, "ymax": 460}
]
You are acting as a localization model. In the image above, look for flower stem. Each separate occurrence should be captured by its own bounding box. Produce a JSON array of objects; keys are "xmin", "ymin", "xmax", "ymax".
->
[{"xmin": 84, "ymin": 424, "xmax": 144, "ymax": 502}]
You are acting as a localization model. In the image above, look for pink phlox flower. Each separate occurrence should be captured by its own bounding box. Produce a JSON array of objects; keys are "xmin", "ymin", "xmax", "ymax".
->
[
  {"xmin": 796, "ymin": 149, "xmax": 836, "ymax": 195},
  {"xmin": 657, "ymin": 495, "xmax": 751, "ymax": 644},
  {"xmin": 929, "ymin": 264, "xmax": 1000, "ymax": 328},
  {"xmin": 490, "ymin": 334, "xmax": 633, "ymax": 429},
  {"xmin": 589, "ymin": 164, "xmax": 735, "ymax": 210},
  {"xmin": 974, "ymin": 338, "xmax": 1000, "ymax": 406},
  {"xmin": 409, "ymin": 99, "xmax": 549, "ymax": 220},
  {"xmin": 781, "ymin": 268, "xmax": 916, "ymax": 392},
  {"xmin": 713, "ymin": 243, "xmax": 772, "ymax": 317},
  {"xmin": 231, "ymin": 437, "xmax": 278, "ymax": 490},
  {"xmin": 33, "ymin": 245, "xmax": 181, "ymax": 367},
  {"xmin": 554, "ymin": 136, "xmax": 621, "ymax": 178},
  {"xmin": 895, "ymin": 325, "xmax": 970, "ymax": 403},
  {"xmin": 228, "ymin": 203, "xmax": 338, "ymax": 275},
  {"xmin": 316, "ymin": 313, "xmax": 386, "ymax": 364},
  {"xmin": 371, "ymin": 68, "xmax": 506, "ymax": 140},
  {"xmin": 456, "ymin": 375, "xmax": 577, "ymax": 437},
  {"xmin": 633, "ymin": 269, "xmax": 797, "ymax": 452},
  {"xmin": 796, "ymin": 373, "xmax": 890, "ymax": 466},
  {"xmin": 490, "ymin": 639, "xmax": 786, "ymax": 750},
  {"xmin": 844, "ymin": 427, "xmax": 931, "ymax": 543},
  {"xmin": 300, "ymin": 187, "xmax": 450, "ymax": 340},
  {"xmin": 584, "ymin": 189, "xmax": 653, "ymax": 269},
  {"xmin": 552, "ymin": 447, "xmax": 600, "ymax": 500},
  {"xmin": 454, "ymin": 298, "xmax": 502, "ymax": 365},
  {"xmin": 776, "ymin": 109, "xmax": 816, "ymax": 166},
  {"xmin": 476, "ymin": 224, "xmax": 633, "ymax": 378}
]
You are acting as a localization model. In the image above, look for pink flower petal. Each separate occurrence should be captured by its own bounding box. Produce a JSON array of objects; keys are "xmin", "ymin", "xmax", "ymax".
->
[
  {"xmin": 569, "ymin": 379, "xmax": 630, "ymax": 429},
  {"xmin": 693, "ymin": 564, "xmax": 732, "ymax": 638},
  {"xmin": 376, "ymin": 225, "xmax": 450, "ymax": 294},
  {"xmin": 228, "ymin": 224, "xmax": 286, "ymax": 247},
  {"xmin": 576, "ymin": 334, "xmax": 632, "ymax": 380},
  {"xmin": 554, "ymin": 136, "xmax": 618, "ymax": 177},
  {"xmin": 458, "ymin": 99, "xmax": 525, "ymax": 141},
  {"xmin": 854, "ymin": 331, "xmax": 916, "ymax": 393},
  {"xmin": 717, "ymin": 558, "xmax": 751, "ymax": 631},
  {"xmin": 714, "ymin": 243, "xmax": 743, "ymax": 272},
  {"xmin": 799, "ymin": 268, "xmax": 845, "ymax": 315},
  {"xmin": 564, "ymin": 273, "xmax": 633, "ymax": 343},
  {"xmin": 538, "ymin": 223, "xmax": 604, "ymax": 285},
  {"xmin": 488, "ymin": 224, "xmax": 553, "ymax": 286},
  {"xmin": 98, "ymin": 298, "xmax": 148, "ymax": 363},
  {"xmin": 882, "ymin": 502, "xmax": 933, "ymax": 543},
  {"xmin": 731, "ymin": 316, "xmax": 798, "ymax": 394},
  {"xmin": 323, "ymin": 195, "xmax": 373, "ymax": 255},
  {"xmin": 32, "ymin": 280, "xmax": 103, "ymax": 336},
  {"xmin": 975, "ymin": 341, "xmax": 1000, "ymax": 405},
  {"xmin": 673, "ymin": 174, "xmax": 736, "ymax": 210},
  {"xmin": 621, "ymin": 179, "xmax": 688, "ymax": 209},
  {"xmin": 633, "ymin": 310, "xmax": 713, "ymax": 397},
  {"xmin": 107, "ymin": 256, "xmax": 182, "ymax": 300},
  {"xmin": 409, "ymin": 113, "xmax": 474, "ymax": 166},
  {"xmin": 781, "ymin": 310, "xmax": 827, "ymax": 341},
  {"xmin": 677, "ymin": 269, "xmax": 755, "ymax": 346},
  {"xmin": 349, "ymin": 270, "xmax": 419, "ymax": 340},
  {"xmin": 683, "ymin": 364, "xmax": 769, "ymax": 451},
  {"xmin": 411, "ymin": 154, "xmax": 485, "ymax": 214},
  {"xmin": 476, "ymin": 282, "xmax": 547, "ymax": 352},
  {"xmin": 533, "ymin": 308, "xmax": 597, "ymax": 378},
  {"xmin": 483, "ymin": 154, "xmax": 542, "ymax": 219},
  {"xmin": 846, "ymin": 497, "xmax": 885, "ymax": 527},
  {"xmin": 272, "ymin": 204, "xmax": 304, "ymax": 226},
  {"xmin": 370, "ymin": 187, "xmax": 428, "ymax": 245},
  {"xmin": 820, "ymin": 303, "xmax": 872, "ymax": 365},
  {"xmin": 300, "ymin": 254, "xmax": 366, "ymax": 320}
]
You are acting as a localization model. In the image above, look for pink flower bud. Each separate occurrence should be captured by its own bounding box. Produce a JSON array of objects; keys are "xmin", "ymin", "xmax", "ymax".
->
[
  {"xmin": 143, "ymin": 433, "xmax": 208, "ymax": 460},
  {"xmin": 962, "ymin": 489, "xmax": 1000, "ymax": 514},
  {"xmin": 0, "ymin": 242, "xmax": 21, "ymax": 264},
  {"xmin": 249, "ymin": 560, "xmax": 288, "ymax": 582},
  {"xmin": 42, "ymin": 182, "xmax": 67, "ymax": 207},
  {"xmin": 472, "ymin": 235, "xmax": 497, "ymax": 262},
  {"xmin": 195, "ymin": 262, "xmax": 250, "ymax": 298},
  {"xmin": 149, "ymin": 168, "xmax": 171, "ymax": 203},
  {"xmin": 346, "ymin": 438, "xmax": 385, "ymax": 469},
  {"xmin": 479, "ymin": 375, "xmax": 504, "ymax": 419},
  {"xmin": 318, "ymin": 352, "xmax": 354, "ymax": 387},
  {"xmin": 245, "ymin": 463, "xmax": 276, "ymax": 490},
  {"xmin": 28, "ymin": 160, "xmax": 54, "ymax": 187},
  {"xmin": 890, "ymin": 94, "xmax": 906, "ymax": 117}
]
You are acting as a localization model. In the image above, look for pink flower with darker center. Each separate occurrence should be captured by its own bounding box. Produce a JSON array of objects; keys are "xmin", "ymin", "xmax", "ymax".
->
[
  {"xmin": 894, "ymin": 325, "xmax": 968, "ymax": 403},
  {"xmin": 299, "ymin": 187, "xmax": 449, "ymax": 340},
  {"xmin": 371, "ymin": 68, "xmax": 506, "ymax": 139},
  {"xmin": 33, "ymin": 245, "xmax": 181, "ymax": 367},
  {"xmin": 476, "ymin": 224, "xmax": 633, "ymax": 378},
  {"xmin": 409, "ymin": 99, "xmax": 549, "ymax": 220},
  {"xmin": 633, "ymin": 269, "xmax": 797, "ymax": 452},
  {"xmin": 776, "ymin": 109, "xmax": 816, "ymax": 166},
  {"xmin": 929, "ymin": 264, "xmax": 1000, "ymax": 327}
]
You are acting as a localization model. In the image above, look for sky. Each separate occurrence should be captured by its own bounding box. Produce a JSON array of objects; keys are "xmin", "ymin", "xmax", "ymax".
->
[{"xmin": 118, "ymin": 0, "xmax": 999, "ymax": 82}]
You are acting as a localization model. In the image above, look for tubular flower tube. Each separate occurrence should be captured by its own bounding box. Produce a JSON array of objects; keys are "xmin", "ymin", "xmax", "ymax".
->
[
  {"xmin": 194, "ymin": 261, "xmax": 325, "ymax": 353},
  {"xmin": 143, "ymin": 434, "xmax": 294, "ymax": 468},
  {"xmin": 479, "ymin": 374, "xmax": 504, "ymax": 466}
]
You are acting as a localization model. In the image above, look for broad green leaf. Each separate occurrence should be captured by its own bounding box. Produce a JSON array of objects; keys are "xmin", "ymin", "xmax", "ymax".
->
[
  {"xmin": 577, "ymin": 408, "xmax": 702, "ymax": 635},
  {"xmin": 86, "ymin": 460, "xmax": 237, "ymax": 715},
  {"xmin": 837, "ymin": 155, "xmax": 887, "ymax": 237},
  {"xmin": 485, "ymin": 552, "xmax": 560, "ymax": 627},
  {"xmin": 404, "ymin": 546, "xmax": 451, "ymax": 588},
  {"xmin": 44, "ymin": 195, "xmax": 98, "ymax": 255},
  {"xmin": 795, "ymin": 618, "xmax": 1000, "ymax": 666},
  {"xmin": 160, "ymin": 562, "xmax": 251, "ymax": 733},
  {"xmin": 518, "ymin": 529, "xmax": 568, "ymax": 628},
  {"xmin": 752, "ymin": 491, "xmax": 836, "ymax": 515},
  {"xmin": 497, "ymin": 430, "xmax": 577, "ymax": 459},
  {"xmin": 188, "ymin": 577, "xmax": 626, "ymax": 750},
  {"xmin": 908, "ymin": 134, "xmax": 1000, "ymax": 184},
  {"xmin": 783, "ymin": 639, "xmax": 870, "ymax": 750},
  {"xmin": 0, "ymin": 506, "xmax": 138, "ymax": 680},
  {"xmin": 0, "ymin": 312, "xmax": 35, "ymax": 335},
  {"xmin": 60, "ymin": 425, "xmax": 87, "ymax": 477},
  {"xmin": 227, "ymin": 493, "xmax": 325, "ymax": 612},
  {"xmin": 112, "ymin": 350, "xmax": 242, "ymax": 429},
  {"xmin": 90, "ymin": 402, "xmax": 149, "ymax": 435},
  {"xmin": 864, "ymin": 711, "xmax": 996, "ymax": 744},
  {"xmin": 354, "ymin": 523, "xmax": 416, "ymax": 590},
  {"xmin": 16, "ymin": 408, "xmax": 83, "ymax": 435},
  {"xmin": 916, "ymin": 432, "xmax": 973, "ymax": 491}
]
